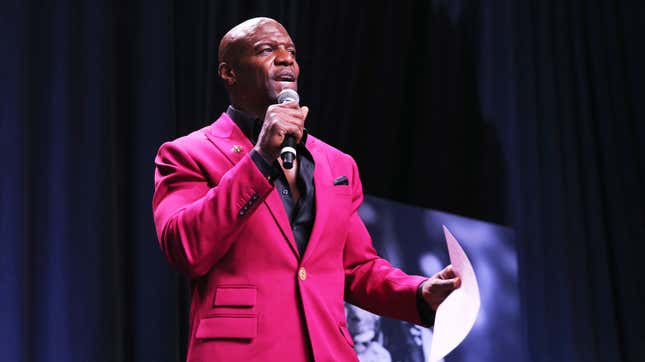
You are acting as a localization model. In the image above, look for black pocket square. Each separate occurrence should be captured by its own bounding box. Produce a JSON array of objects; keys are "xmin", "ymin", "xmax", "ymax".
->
[{"xmin": 333, "ymin": 176, "xmax": 348, "ymax": 186}]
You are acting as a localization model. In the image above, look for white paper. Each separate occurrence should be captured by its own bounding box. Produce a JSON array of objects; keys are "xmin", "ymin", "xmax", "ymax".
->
[{"xmin": 428, "ymin": 226, "xmax": 481, "ymax": 362}]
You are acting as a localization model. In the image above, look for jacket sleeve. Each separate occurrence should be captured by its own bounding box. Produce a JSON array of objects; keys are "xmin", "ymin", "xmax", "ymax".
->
[
  {"xmin": 342, "ymin": 156, "xmax": 427, "ymax": 325},
  {"xmin": 152, "ymin": 140, "xmax": 273, "ymax": 277}
]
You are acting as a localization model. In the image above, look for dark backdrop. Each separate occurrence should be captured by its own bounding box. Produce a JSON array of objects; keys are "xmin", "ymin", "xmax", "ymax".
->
[{"xmin": 1, "ymin": 0, "xmax": 643, "ymax": 361}]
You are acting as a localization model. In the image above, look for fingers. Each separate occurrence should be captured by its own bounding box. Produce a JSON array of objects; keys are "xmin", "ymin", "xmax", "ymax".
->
[
  {"xmin": 422, "ymin": 274, "xmax": 461, "ymax": 311},
  {"xmin": 436, "ymin": 265, "xmax": 461, "ymax": 288},
  {"xmin": 436, "ymin": 264, "xmax": 457, "ymax": 280},
  {"xmin": 431, "ymin": 277, "xmax": 461, "ymax": 291},
  {"xmin": 421, "ymin": 265, "xmax": 462, "ymax": 308},
  {"xmin": 266, "ymin": 103, "xmax": 308, "ymax": 126},
  {"xmin": 270, "ymin": 111, "xmax": 305, "ymax": 142},
  {"xmin": 270, "ymin": 104, "xmax": 306, "ymax": 118},
  {"xmin": 280, "ymin": 122, "xmax": 304, "ymax": 144},
  {"xmin": 422, "ymin": 275, "xmax": 460, "ymax": 296},
  {"xmin": 278, "ymin": 99, "xmax": 301, "ymax": 109},
  {"xmin": 255, "ymin": 104, "xmax": 309, "ymax": 161}
]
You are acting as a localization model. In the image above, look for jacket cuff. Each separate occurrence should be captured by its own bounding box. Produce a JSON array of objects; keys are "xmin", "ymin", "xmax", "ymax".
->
[
  {"xmin": 249, "ymin": 149, "xmax": 281, "ymax": 184},
  {"xmin": 416, "ymin": 279, "xmax": 436, "ymax": 326}
]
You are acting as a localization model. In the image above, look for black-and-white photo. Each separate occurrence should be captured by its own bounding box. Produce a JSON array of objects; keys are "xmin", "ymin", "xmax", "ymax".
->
[{"xmin": 344, "ymin": 196, "xmax": 523, "ymax": 362}]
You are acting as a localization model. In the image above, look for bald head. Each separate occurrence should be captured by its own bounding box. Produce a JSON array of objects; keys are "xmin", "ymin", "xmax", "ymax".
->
[{"xmin": 218, "ymin": 17, "xmax": 286, "ymax": 65}]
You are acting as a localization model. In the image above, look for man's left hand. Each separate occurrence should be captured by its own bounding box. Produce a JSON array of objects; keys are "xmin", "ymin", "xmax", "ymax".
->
[{"xmin": 421, "ymin": 264, "xmax": 461, "ymax": 311}]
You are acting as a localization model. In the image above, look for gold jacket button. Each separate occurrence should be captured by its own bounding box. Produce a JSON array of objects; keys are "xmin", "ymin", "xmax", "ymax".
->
[
  {"xmin": 298, "ymin": 267, "xmax": 307, "ymax": 281},
  {"xmin": 231, "ymin": 145, "xmax": 243, "ymax": 153}
]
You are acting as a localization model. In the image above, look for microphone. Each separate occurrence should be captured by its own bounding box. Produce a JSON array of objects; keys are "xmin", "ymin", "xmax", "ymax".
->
[{"xmin": 277, "ymin": 89, "xmax": 300, "ymax": 169}]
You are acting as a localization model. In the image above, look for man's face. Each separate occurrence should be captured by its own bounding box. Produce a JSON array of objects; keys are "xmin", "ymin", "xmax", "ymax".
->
[
  {"xmin": 233, "ymin": 21, "xmax": 299, "ymax": 109},
  {"xmin": 346, "ymin": 304, "xmax": 380, "ymax": 341}
]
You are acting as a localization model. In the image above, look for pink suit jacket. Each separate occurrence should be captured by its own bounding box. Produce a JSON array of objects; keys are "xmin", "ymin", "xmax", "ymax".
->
[{"xmin": 153, "ymin": 113, "xmax": 427, "ymax": 361}]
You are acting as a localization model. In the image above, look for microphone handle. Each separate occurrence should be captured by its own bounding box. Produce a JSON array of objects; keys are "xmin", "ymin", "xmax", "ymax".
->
[{"xmin": 280, "ymin": 135, "xmax": 296, "ymax": 169}]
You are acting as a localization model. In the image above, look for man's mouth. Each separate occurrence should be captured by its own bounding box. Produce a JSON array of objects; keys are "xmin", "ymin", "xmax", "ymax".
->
[{"xmin": 275, "ymin": 71, "xmax": 296, "ymax": 82}]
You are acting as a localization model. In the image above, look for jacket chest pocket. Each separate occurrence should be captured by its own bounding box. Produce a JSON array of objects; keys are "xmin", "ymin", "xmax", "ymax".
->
[
  {"xmin": 196, "ymin": 285, "xmax": 257, "ymax": 340},
  {"xmin": 213, "ymin": 286, "xmax": 256, "ymax": 307}
]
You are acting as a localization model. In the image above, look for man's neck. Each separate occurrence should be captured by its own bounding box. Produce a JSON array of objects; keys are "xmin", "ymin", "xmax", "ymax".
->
[{"xmin": 229, "ymin": 100, "xmax": 267, "ymax": 121}]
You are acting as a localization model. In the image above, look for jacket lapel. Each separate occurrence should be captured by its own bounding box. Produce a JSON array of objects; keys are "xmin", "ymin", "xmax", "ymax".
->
[
  {"xmin": 301, "ymin": 136, "xmax": 332, "ymax": 264},
  {"xmin": 205, "ymin": 113, "xmax": 299, "ymax": 259},
  {"xmin": 205, "ymin": 113, "xmax": 253, "ymax": 165}
]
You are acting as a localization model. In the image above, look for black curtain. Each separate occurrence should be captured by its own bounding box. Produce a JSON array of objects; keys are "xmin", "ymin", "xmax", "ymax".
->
[
  {"xmin": 1, "ymin": 0, "xmax": 643, "ymax": 361},
  {"xmin": 512, "ymin": 1, "xmax": 645, "ymax": 361},
  {"xmin": 1, "ymin": 0, "xmax": 184, "ymax": 361}
]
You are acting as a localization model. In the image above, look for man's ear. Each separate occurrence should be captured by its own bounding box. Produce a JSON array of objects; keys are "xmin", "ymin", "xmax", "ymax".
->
[{"xmin": 218, "ymin": 62, "xmax": 236, "ymax": 86}]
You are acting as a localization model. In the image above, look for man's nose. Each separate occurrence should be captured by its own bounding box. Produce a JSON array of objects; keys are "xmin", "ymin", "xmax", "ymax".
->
[{"xmin": 274, "ymin": 48, "xmax": 294, "ymax": 65}]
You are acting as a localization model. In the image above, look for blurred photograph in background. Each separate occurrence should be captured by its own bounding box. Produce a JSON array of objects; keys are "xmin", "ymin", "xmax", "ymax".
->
[{"xmin": 345, "ymin": 195, "xmax": 524, "ymax": 362}]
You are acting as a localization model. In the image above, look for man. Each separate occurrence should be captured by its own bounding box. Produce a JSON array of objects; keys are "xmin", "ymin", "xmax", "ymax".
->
[
  {"xmin": 345, "ymin": 304, "xmax": 392, "ymax": 362},
  {"xmin": 152, "ymin": 17, "xmax": 460, "ymax": 361}
]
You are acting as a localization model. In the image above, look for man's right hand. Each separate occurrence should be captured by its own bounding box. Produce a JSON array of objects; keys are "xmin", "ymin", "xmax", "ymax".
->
[{"xmin": 254, "ymin": 101, "xmax": 309, "ymax": 163}]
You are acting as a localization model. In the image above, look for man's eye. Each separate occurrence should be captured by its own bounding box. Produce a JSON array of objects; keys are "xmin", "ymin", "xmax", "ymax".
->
[{"xmin": 259, "ymin": 47, "xmax": 273, "ymax": 54}]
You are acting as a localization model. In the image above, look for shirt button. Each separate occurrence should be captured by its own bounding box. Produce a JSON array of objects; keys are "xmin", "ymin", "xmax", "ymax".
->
[
  {"xmin": 282, "ymin": 189, "xmax": 289, "ymax": 195},
  {"xmin": 298, "ymin": 267, "xmax": 307, "ymax": 281}
]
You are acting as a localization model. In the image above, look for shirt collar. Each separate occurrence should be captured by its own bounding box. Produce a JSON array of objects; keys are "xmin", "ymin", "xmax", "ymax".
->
[{"xmin": 226, "ymin": 105, "xmax": 262, "ymax": 144}]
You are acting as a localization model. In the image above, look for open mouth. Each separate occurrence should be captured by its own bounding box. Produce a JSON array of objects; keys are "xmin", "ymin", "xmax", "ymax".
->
[{"xmin": 275, "ymin": 71, "xmax": 296, "ymax": 82}]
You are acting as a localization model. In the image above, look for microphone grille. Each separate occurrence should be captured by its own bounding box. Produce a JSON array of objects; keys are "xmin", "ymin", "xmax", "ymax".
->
[{"xmin": 277, "ymin": 89, "xmax": 299, "ymax": 104}]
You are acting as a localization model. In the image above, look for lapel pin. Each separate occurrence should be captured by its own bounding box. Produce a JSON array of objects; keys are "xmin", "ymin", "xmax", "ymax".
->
[{"xmin": 231, "ymin": 145, "xmax": 243, "ymax": 153}]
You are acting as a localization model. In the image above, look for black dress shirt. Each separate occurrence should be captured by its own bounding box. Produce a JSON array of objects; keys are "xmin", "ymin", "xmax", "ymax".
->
[
  {"xmin": 226, "ymin": 106, "xmax": 315, "ymax": 257},
  {"xmin": 225, "ymin": 106, "xmax": 435, "ymax": 325}
]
